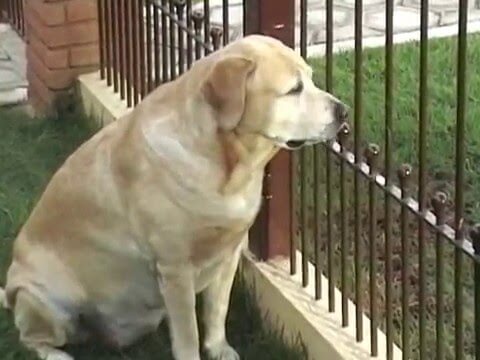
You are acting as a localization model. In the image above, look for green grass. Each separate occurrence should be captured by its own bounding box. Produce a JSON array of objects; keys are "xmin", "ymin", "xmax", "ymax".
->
[
  {"xmin": 309, "ymin": 34, "xmax": 480, "ymax": 223},
  {"xmin": 303, "ymin": 35, "xmax": 480, "ymax": 359},
  {"xmin": 0, "ymin": 107, "xmax": 305, "ymax": 360}
]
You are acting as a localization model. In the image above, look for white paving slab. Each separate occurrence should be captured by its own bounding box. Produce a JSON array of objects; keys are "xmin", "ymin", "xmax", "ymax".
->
[
  {"xmin": 190, "ymin": 0, "xmax": 480, "ymax": 54},
  {"xmin": 0, "ymin": 23, "xmax": 27, "ymax": 107}
]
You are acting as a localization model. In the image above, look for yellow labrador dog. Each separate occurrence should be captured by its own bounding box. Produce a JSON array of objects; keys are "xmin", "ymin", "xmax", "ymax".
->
[{"xmin": 0, "ymin": 35, "xmax": 347, "ymax": 360}]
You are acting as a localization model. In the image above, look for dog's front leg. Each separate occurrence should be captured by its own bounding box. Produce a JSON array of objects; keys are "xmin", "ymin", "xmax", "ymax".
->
[
  {"xmin": 202, "ymin": 242, "xmax": 243, "ymax": 360},
  {"xmin": 156, "ymin": 264, "xmax": 201, "ymax": 360}
]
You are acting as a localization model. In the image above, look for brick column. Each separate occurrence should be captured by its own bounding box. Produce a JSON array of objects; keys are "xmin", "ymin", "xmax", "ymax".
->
[{"xmin": 25, "ymin": 0, "xmax": 99, "ymax": 112}]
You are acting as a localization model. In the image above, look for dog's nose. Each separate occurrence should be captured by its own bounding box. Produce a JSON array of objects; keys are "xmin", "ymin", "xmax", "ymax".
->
[{"xmin": 334, "ymin": 102, "xmax": 349, "ymax": 124}]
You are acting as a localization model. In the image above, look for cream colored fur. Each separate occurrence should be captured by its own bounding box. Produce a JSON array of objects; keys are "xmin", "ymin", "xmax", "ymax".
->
[{"xmin": 0, "ymin": 35, "xmax": 346, "ymax": 360}]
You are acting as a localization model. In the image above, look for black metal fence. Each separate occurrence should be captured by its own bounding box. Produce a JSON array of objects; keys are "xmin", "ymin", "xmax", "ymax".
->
[
  {"xmin": 1, "ymin": 0, "xmax": 24, "ymax": 37},
  {"xmin": 97, "ymin": 0, "xmax": 225, "ymax": 108},
  {"xmin": 98, "ymin": 1, "xmax": 480, "ymax": 359}
]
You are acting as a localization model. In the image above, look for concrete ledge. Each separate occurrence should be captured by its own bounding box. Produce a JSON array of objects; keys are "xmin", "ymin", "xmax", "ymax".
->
[
  {"xmin": 240, "ymin": 250, "xmax": 403, "ymax": 360},
  {"xmin": 77, "ymin": 71, "xmax": 131, "ymax": 126}
]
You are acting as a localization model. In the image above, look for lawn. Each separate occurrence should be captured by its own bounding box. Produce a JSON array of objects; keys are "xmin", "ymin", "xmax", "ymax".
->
[
  {"xmin": 0, "ymin": 107, "xmax": 305, "ymax": 360},
  {"xmin": 304, "ymin": 35, "xmax": 480, "ymax": 359},
  {"xmin": 309, "ymin": 34, "xmax": 480, "ymax": 223}
]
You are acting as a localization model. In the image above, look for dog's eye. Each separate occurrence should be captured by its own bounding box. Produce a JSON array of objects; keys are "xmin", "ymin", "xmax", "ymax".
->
[{"xmin": 287, "ymin": 81, "xmax": 303, "ymax": 95}]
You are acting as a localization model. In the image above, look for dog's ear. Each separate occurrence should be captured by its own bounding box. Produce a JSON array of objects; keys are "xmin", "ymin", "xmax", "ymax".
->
[{"xmin": 202, "ymin": 56, "xmax": 255, "ymax": 130}]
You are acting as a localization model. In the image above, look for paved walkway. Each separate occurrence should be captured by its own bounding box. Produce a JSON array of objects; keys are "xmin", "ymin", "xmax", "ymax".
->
[
  {"xmin": 1, "ymin": 1, "xmax": 480, "ymax": 106},
  {"xmin": 197, "ymin": 0, "xmax": 480, "ymax": 51},
  {"xmin": 0, "ymin": 22, "xmax": 27, "ymax": 107}
]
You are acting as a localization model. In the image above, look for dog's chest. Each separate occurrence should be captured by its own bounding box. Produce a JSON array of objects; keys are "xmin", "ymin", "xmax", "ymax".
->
[
  {"xmin": 187, "ymin": 181, "xmax": 262, "ymax": 264},
  {"xmin": 220, "ymin": 187, "xmax": 262, "ymax": 222}
]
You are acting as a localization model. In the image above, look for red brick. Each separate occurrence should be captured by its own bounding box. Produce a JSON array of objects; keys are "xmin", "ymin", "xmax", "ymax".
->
[
  {"xmin": 66, "ymin": 0, "xmax": 97, "ymax": 23},
  {"xmin": 28, "ymin": 0, "xmax": 65, "ymax": 26},
  {"xmin": 29, "ymin": 31, "xmax": 69, "ymax": 69},
  {"xmin": 28, "ymin": 45, "xmax": 97, "ymax": 90},
  {"xmin": 26, "ymin": 9, "xmax": 98, "ymax": 48},
  {"xmin": 69, "ymin": 43, "xmax": 99, "ymax": 67},
  {"xmin": 28, "ymin": 65, "xmax": 55, "ymax": 106}
]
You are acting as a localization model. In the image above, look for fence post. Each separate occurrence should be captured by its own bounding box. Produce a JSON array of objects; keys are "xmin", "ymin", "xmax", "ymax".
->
[{"xmin": 244, "ymin": 0, "xmax": 295, "ymax": 260}]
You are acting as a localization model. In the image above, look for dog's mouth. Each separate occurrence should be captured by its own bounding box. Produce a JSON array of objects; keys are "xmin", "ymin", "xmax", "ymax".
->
[
  {"xmin": 286, "ymin": 140, "xmax": 307, "ymax": 150},
  {"xmin": 285, "ymin": 140, "xmax": 307, "ymax": 150}
]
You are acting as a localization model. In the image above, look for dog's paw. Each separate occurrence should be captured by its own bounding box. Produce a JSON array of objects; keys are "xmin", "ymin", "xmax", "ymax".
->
[
  {"xmin": 206, "ymin": 342, "xmax": 240, "ymax": 360},
  {"xmin": 44, "ymin": 350, "xmax": 74, "ymax": 360}
]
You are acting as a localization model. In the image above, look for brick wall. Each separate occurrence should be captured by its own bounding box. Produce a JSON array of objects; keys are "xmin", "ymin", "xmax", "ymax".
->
[{"xmin": 25, "ymin": 0, "xmax": 99, "ymax": 112}]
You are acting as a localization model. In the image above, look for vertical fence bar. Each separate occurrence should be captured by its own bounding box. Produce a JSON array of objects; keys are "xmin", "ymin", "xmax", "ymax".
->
[
  {"xmin": 119, "ymin": 0, "xmax": 126, "ymax": 100},
  {"xmin": 193, "ymin": 12, "xmax": 203, "ymax": 60},
  {"xmin": 299, "ymin": 0, "xmax": 312, "ymax": 295},
  {"xmin": 12, "ymin": 0, "xmax": 17, "ymax": 31},
  {"xmin": 366, "ymin": 144, "xmax": 380, "ymax": 357},
  {"xmin": 139, "ymin": 0, "xmax": 147, "ymax": 98},
  {"xmin": 354, "ymin": 0, "xmax": 364, "ymax": 342},
  {"xmin": 169, "ymin": 0, "xmax": 176, "ymax": 80},
  {"xmin": 301, "ymin": 147, "xmax": 309, "ymax": 288},
  {"xmin": 20, "ymin": 0, "xmax": 24, "ymax": 36},
  {"xmin": 472, "ymin": 225, "xmax": 480, "ymax": 360},
  {"xmin": 186, "ymin": 0, "xmax": 193, "ymax": 67},
  {"xmin": 325, "ymin": 0, "xmax": 335, "ymax": 313},
  {"xmin": 418, "ymin": 0, "xmax": 429, "ymax": 355},
  {"xmin": 105, "ymin": 0, "xmax": 112, "ymax": 86},
  {"xmin": 399, "ymin": 164, "xmax": 412, "ymax": 360},
  {"xmin": 176, "ymin": 0, "xmax": 186, "ymax": 75},
  {"xmin": 125, "ymin": 0, "xmax": 133, "ymax": 107},
  {"xmin": 339, "ymin": 127, "xmax": 350, "ymax": 327},
  {"xmin": 384, "ymin": 0, "xmax": 394, "ymax": 356},
  {"xmin": 7, "ymin": 0, "xmax": 11, "ymax": 24},
  {"xmin": 9, "ymin": 0, "xmax": 14, "ymax": 24},
  {"xmin": 7, "ymin": 0, "xmax": 13, "ymax": 28},
  {"xmin": 20, "ymin": 0, "xmax": 24, "ymax": 35},
  {"xmin": 432, "ymin": 192, "xmax": 447, "ymax": 360},
  {"xmin": 9, "ymin": 0, "xmax": 14, "ymax": 28},
  {"xmin": 291, "ymin": 149, "xmax": 298, "ymax": 275},
  {"xmin": 455, "ymin": 0, "xmax": 468, "ymax": 358},
  {"xmin": 222, "ymin": 0, "xmax": 229, "ymax": 45},
  {"xmin": 161, "ymin": 0, "xmax": 169, "ymax": 82},
  {"xmin": 98, "ymin": 0, "xmax": 106, "ymax": 80},
  {"xmin": 15, "ymin": 0, "xmax": 19, "ymax": 32},
  {"xmin": 132, "ymin": 0, "xmax": 140, "ymax": 104},
  {"xmin": 146, "ymin": 0, "xmax": 153, "ymax": 92},
  {"xmin": 15, "ymin": 0, "xmax": 19, "ymax": 31},
  {"xmin": 300, "ymin": 0, "xmax": 307, "ymax": 58},
  {"xmin": 11, "ymin": 0, "xmax": 15, "ymax": 33},
  {"xmin": 314, "ymin": 145, "xmax": 322, "ymax": 299},
  {"xmin": 153, "ymin": 4, "xmax": 161, "ymax": 87},
  {"xmin": 203, "ymin": 0, "xmax": 210, "ymax": 55},
  {"xmin": 111, "ymin": 0, "xmax": 119, "ymax": 93}
]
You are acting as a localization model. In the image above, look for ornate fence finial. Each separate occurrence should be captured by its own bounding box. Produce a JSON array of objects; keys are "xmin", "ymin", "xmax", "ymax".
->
[
  {"xmin": 365, "ymin": 143, "xmax": 380, "ymax": 174},
  {"xmin": 431, "ymin": 191, "xmax": 448, "ymax": 226},
  {"xmin": 210, "ymin": 27, "xmax": 223, "ymax": 50},
  {"xmin": 175, "ymin": 0, "xmax": 186, "ymax": 19},
  {"xmin": 397, "ymin": 164, "xmax": 412, "ymax": 196},
  {"xmin": 192, "ymin": 10, "xmax": 204, "ymax": 34},
  {"xmin": 337, "ymin": 123, "xmax": 350, "ymax": 153}
]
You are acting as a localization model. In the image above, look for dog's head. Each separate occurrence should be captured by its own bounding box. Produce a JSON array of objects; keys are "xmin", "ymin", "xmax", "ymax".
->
[{"xmin": 201, "ymin": 34, "xmax": 348, "ymax": 149}]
